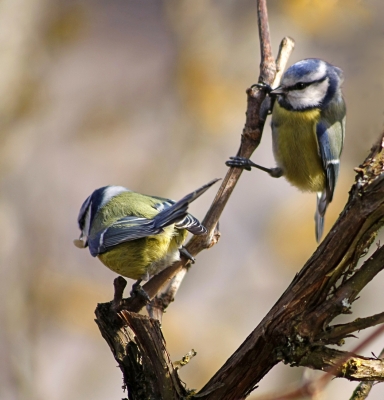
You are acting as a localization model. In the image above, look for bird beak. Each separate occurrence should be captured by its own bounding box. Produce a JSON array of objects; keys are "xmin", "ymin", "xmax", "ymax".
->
[
  {"xmin": 73, "ymin": 234, "xmax": 88, "ymax": 248},
  {"xmin": 270, "ymin": 86, "xmax": 286, "ymax": 96}
]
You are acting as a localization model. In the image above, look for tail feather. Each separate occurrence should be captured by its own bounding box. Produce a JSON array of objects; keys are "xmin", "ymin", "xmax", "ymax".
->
[
  {"xmin": 175, "ymin": 214, "xmax": 207, "ymax": 235},
  {"xmin": 154, "ymin": 179, "xmax": 219, "ymax": 230},
  {"xmin": 315, "ymin": 210, "xmax": 324, "ymax": 243},
  {"xmin": 315, "ymin": 191, "xmax": 329, "ymax": 243}
]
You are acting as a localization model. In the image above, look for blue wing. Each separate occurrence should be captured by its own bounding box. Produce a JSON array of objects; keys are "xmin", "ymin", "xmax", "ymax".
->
[
  {"xmin": 152, "ymin": 198, "xmax": 175, "ymax": 212},
  {"xmin": 153, "ymin": 199, "xmax": 206, "ymax": 235},
  {"xmin": 175, "ymin": 214, "xmax": 207, "ymax": 235},
  {"xmin": 316, "ymin": 122, "xmax": 340, "ymax": 205},
  {"xmin": 315, "ymin": 102, "xmax": 346, "ymax": 241},
  {"xmin": 88, "ymin": 216, "xmax": 161, "ymax": 256}
]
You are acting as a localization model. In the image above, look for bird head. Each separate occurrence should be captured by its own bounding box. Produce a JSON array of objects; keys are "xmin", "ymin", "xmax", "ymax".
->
[{"xmin": 271, "ymin": 58, "xmax": 344, "ymax": 111}]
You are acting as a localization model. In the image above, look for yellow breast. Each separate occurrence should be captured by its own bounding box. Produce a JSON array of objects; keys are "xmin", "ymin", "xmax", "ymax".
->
[
  {"xmin": 97, "ymin": 227, "xmax": 188, "ymax": 280},
  {"xmin": 271, "ymin": 103, "xmax": 325, "ymax": 193}
]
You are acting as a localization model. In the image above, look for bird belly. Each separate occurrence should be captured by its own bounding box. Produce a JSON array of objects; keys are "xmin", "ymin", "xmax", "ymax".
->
[
  {"xmin": 97, "ymin": 228, "xmax": 188, "ymax": 280},
  {"xmin": 272, "ymin": 104, "xmax": 325, "ymax": 192}
]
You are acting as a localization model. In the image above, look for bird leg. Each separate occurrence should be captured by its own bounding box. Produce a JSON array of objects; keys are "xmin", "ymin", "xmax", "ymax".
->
[
  {"xmin": 179, "ymin": 246, "xmax": 195, "ymax": 264},
  {"xmin": 226, "ymin": 156, "xmax": 283, "ymax": 178},
  {"xmin": 130, "ymin": 279, "xmax": 151, "ymax": 303}
]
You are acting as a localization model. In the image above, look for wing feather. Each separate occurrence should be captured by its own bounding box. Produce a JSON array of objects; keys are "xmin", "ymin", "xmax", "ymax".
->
[
  {"xmin": 175, "ymin": 214, "xmax": 207, "ymax": 235},
  {"xmin": 88, "ymin": 216, "xmax": 159, "ymax": 256},
  {"xmin": 316, "ymin": 100, "xmax": 346, "ymax": 206}
]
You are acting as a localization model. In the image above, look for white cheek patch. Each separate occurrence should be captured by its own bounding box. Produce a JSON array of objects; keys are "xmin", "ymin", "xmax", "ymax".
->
[{"xmin": 287, "ymin": 78, "xmax": 329, "ymax": 109}]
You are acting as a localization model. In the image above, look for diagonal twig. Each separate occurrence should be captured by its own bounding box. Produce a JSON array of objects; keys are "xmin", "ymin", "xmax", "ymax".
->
[
  {"xmin": 143, "ymin": 37, "xmax": 294, "ymax": 315},
  {"xmin": 125, "ymin": 1, "xmax": 294, "ymax": 314}
]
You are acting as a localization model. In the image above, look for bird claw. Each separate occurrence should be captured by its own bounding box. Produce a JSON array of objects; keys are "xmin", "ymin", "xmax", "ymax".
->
[
  {"xmin": 269, "ymin": 167, "xmax": 284, "ymax": 178},
  {"xmin": 226, "ymin": 157, "xmax": 283, "ymax": 178},
  {"xmin": 179, "ymin": 247, "xmax": 195, "ymax": 264},
  {"xmin": 130, "ymin": 280, "xmax": 151, "ymax": 303},
  {"xmin": 226, "ymin": 156, "xmax": 253, "ymax": 171}
]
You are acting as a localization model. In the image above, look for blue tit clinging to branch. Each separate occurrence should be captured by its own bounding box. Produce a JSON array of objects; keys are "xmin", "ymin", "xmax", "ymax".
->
[
  {"xmin": 227, "ymin": 59, "xmax": 346, "ymax": 242},
  {"xmin": 74, "ymin": 179, "xmax": 219, "ymax": 281}
]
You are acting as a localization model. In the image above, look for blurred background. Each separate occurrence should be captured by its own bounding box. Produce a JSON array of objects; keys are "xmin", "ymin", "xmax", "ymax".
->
[{"xmin": 1, "ymin": 0, "xmax": 384, "ymax": 399}]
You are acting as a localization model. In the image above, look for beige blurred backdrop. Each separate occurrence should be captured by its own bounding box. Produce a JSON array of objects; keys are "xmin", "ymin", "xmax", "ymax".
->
[{"xmin": 1, "ymin": 1, "xmax": 384, "ymax": 399}]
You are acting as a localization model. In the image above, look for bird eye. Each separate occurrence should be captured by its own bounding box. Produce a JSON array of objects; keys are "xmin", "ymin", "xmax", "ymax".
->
[{"xmin": 296, "ymin": 82, "xmax": 306, "ymax": 90}]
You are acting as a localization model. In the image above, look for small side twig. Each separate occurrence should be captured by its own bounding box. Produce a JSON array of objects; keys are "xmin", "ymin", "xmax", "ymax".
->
[
  {"xmin": 349, "ymin": 348, "xmax": 384, "ymax": 400},
  {"xmin": 173, "ymin": 349, "xmax": 197, "ymax": 370},
  {"xmin": 319, "ymin": 312, "xmax": 384, "ymax": 345},
  {"xmin": 112, "ymin": 276, "xmax": 127, "ymax": 310},
  {"xmin": 273, "ymin": 37, "xmax": 295, "ymax": 86},
  {"xmin": 295, "ymin": 346, "xmax": 384, "ymax": 381}
]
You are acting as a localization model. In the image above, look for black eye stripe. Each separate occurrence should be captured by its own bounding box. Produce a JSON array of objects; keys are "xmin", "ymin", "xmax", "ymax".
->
[
  {"xmin": 294, "ymin": 82, "xmax": 309, "ymax": 90},
  {"xmin": 286, "ymin": 76, "xmax": 327, "ymax": 91}
]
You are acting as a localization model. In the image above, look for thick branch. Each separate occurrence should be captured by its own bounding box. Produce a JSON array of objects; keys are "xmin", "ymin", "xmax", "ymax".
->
[
  {"xmin": 95, "ymin": 306, "xmax": 187, "ymax": 400},
  {"xmin": 195, "ymin": 135, "xmax": 384, "ymax": 399},
  {"xmin": 299, "ymin": 243, "xmax": 384, "ymax": 339}
]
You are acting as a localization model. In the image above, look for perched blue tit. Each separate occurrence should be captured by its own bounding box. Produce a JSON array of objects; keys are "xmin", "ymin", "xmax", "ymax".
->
[
  {"xmin": 74, "ymin": 179, "xmax": 218, "ymax": 281},
  {"xmin": 227, "ymin": 59, "xmax": 346, "ymax": 242}
]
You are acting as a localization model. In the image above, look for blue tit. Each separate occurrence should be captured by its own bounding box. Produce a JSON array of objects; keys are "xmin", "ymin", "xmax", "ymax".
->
[
  {"xmin": 227, "ymin": 58, "xmax": 346, "ymax": 242},
  {"xmin": 74, "ymin": 179, "xmax": 218, "ymax": 281}
]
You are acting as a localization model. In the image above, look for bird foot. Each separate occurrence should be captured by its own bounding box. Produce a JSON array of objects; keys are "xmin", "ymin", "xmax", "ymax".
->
[
  {"xmin": 130, "ymin": 280, "xmax": 151, "ymax": 304},
  {"xmin": 179, "ymin": 247, "xmax": 195, "ymax": 264},
  {"xmin": 226, "ymin": 156, "xmax": 283, "ymax": 178}
]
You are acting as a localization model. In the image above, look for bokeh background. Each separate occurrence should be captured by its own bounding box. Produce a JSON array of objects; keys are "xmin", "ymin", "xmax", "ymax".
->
[{"xmin": 1, "ymin": 0, "xmax": 384, "ymax": 399}]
